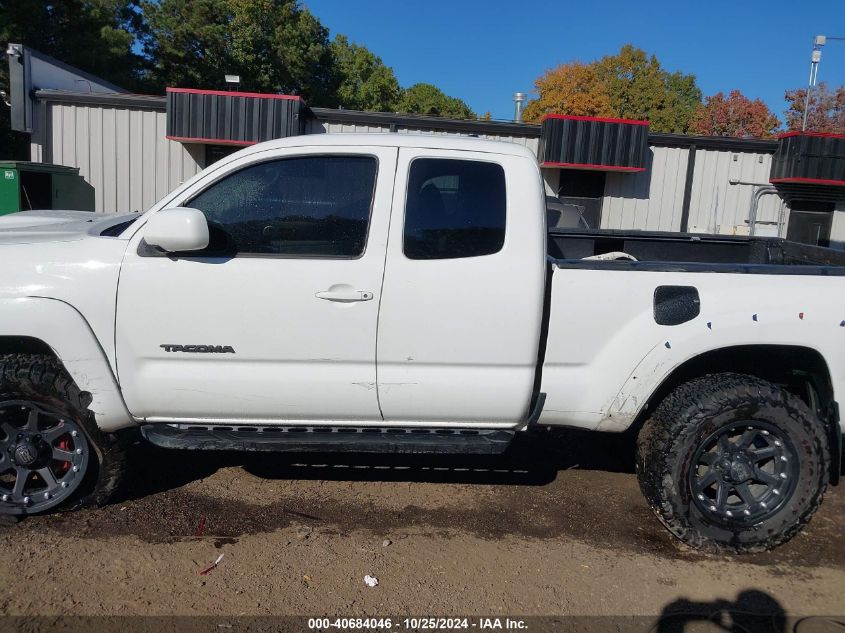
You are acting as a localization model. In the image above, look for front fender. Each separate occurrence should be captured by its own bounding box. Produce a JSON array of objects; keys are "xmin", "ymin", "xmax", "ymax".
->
[{"xmin": 0, "ymin": 297, "xmax": 135, "ymax": 432}]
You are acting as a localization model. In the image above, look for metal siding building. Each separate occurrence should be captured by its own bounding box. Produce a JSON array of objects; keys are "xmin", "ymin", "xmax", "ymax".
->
[
  {"xmin": 601, "ymin": 146, "xmax": 690, "ymax": 232},
  {"xmin": 28, "ymin": 91, "xmax": 783, "ymax": 233},
  {"xmin": 10, "ymin": 44, "xmax": 845, "ymax": 248},
  {"xmin": 31, "ymin": 95, "xmax": 203, "ymax": 213},
  {"xmin": 687, "ymin": 150, "xmax": 783, "ymax": 234}
]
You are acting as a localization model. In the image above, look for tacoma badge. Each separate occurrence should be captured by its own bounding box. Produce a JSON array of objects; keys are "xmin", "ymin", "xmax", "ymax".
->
[{"xmin": 160, "ymin": 344, "xmax": 235, "ymax": 353}]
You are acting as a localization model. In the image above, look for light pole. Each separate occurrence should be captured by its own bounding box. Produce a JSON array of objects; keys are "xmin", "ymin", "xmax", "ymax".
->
[{"xmin": 802, "ymin": 35, "xmax": 845, "ymax": 131}]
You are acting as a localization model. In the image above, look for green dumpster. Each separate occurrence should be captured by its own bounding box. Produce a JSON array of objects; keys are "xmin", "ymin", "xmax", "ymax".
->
[{"xmin": 0, "ymin": 162, "xmax": 95, "ymax": 215}]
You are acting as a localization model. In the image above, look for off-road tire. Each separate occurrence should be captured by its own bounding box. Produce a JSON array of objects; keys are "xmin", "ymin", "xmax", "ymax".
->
[
  {"xmin": 0, "ymin": 354, "xmax": 130, "ymax": 514},
  {"xmin": 637, "ymin": 372, "xmax": 829, "ymax": 553}
]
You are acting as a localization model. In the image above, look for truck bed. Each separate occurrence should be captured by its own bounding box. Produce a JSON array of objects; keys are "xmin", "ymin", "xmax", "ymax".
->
[{"xmin": 548, "ymin": 228, "xmax": 845, "ymax": 274}]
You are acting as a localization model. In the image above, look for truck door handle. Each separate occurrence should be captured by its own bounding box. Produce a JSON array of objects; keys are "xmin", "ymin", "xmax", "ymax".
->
[{"xmin": 315, "ymin": 289, "xmax": 374, "ymax": 303}]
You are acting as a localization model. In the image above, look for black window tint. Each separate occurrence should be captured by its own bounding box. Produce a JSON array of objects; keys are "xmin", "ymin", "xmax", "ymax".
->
[
  {"xmin": 188, "ymin": 156, "xmax": 377, "ymax": 257},
  {"xmin": 404, "ymin": 159, "xmax": 506, "ymax": 260}
]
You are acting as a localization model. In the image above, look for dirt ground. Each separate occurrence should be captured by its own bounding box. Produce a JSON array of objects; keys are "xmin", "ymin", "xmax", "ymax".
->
[{"xmin": 0, "ymin": 430, "xmax": 842, "ymax": 624}]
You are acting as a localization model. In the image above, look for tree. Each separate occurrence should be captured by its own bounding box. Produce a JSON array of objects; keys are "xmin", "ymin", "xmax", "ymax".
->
[
  {"xmin": 663, "ymin": 70, "xmax": 703, "ymax": 135},
  {"xmin": 784, "ymin": 82, "xmax": 845, "ymax": 134},
  {"xmin": 690, "ymin": 90, "xmax": 780, "ymax": 138},
  {"xmin": 522, "ymin": 61, "xmax": 613, "ymax": 123},
  {"xmin": 0, "ymin": 0, "xmax": 145, "ymax": 158},
  {"xmin": 1, "ymin": 0, "xmax": 145, "ymax": 88},
  {"xmin": 141, "ymin": 0, "xmax": 337, "ymax": 104},
  {"xmin": 397, "ymin": 83, "xmax": 474, "ymax": 119},
  {"xmin": 523, "ymin": 45, "xmax": 702, "ymax": 133},
  {"xmin": 594, "ymin": 45, "xmax": 701, "ymax": 133},
  {"xmin": 330, "ymin": 35, "xmax": 401, "ymax": 112}
]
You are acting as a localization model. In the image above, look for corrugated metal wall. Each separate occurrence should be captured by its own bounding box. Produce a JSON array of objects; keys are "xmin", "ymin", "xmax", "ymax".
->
[
  {"xmin": 830, "ymin": 203, "xmax": 845, "ymax": 250},
  {"xmin": 601, "ymin": 146, "xmax": 689, "ymax": 231},
  {"xmin": 35, "ymin": 101, "xmax": 203, "ymax": 213},
  {"xmin": 601, "ymin": 146, "xmax": 782, "ymax": 234},
  {"xmin": 686, "ymin": 150, "xmax": 781, "ymax": 234}
]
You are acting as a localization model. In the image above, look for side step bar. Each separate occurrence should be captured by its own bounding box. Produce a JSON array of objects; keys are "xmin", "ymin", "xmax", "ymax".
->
[{"xmin": 140, "ymin": 424, "xmax": 515, "ymax": 455}]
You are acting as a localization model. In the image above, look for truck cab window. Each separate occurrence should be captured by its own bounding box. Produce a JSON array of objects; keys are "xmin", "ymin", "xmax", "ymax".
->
[
  {"xmin": 403, "ymin": 159, "xmax": 506, "ymax": 260},
  {"xmin": 187, "ymin": 155, "xmax": 377, "ymax": 257}
]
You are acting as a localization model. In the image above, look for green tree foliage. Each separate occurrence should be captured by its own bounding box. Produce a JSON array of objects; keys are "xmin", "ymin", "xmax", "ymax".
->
[
  {"xmin": 784, "ymin": 82, "xmax": 845, "ymax": 133},
  {"xmin": 141, "ymin": 0, "xmax": 336, "ymax": 104},
  {"xmin": 662, "ymin": 70, "xmax": 703, "ymax": 134},
  {"xmin": 0, "ymin": 0, "xmax": 145, "ymax": 158},
  {"xmin": 330, "ymin": 34, "xmax": 401, "ymax": 112},
  {"xmin": 524, "ymin": 45, "xmax": 702, "ymax": 133},
  {"xmin": 0, "ymin": 0, "xmax": 478, "ymax": 157},
  {"xmin": 1, "ymin": 0, "xmax": 145, "ymax": 88},
  {"xmin": 594, "ymin": 45, "xmax": 701, "ymax": 133},
  {"xmin": 397, "ymin": 83, "xmax": 475, "ymax": 119}
]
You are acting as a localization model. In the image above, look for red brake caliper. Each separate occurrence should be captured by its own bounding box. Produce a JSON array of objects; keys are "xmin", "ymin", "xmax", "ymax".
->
[{"xmin": 55, "ymin": 436, "xmax": 72, "ymax": 476}]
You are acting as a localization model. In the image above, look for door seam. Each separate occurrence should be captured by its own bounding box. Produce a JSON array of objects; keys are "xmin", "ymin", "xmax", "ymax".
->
[{"xmin": 373, "ymin": 147, "xmax": 401, "ymax": 421}]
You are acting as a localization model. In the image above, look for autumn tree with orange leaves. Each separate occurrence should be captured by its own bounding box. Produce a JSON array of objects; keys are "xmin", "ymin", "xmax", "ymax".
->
[
  {"xmin": 690, "ymin": 90, "xmax": 780, "ymax": 138},
  {"xmin": 522, "ymin": 61, "xmax": 614, "ymax": 122},
  {"xmin": 523, "ymin": 45, "xmax": 701, "ymax": 133},
  {"xmin": 783, "ymin": 82, "xmax": 845, "ymax": 134}
]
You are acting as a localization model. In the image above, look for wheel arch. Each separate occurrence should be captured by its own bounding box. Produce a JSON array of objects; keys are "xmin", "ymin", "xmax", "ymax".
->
[
  {"xmin": 0, "ymin": 298, "xmax": 135, "ymax": 432},
  {"xmin": 0, "ymin": 336, "xmax": 57, "ymax": 357},
  {"xmin": 632, "ymin": 344, "xmax": 840, "ymax": 484}
]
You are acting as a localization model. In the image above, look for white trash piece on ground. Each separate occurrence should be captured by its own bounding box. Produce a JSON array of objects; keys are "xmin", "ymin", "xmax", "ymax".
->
[
  {"xmin": 363, "ymin": 574, "xmax": 379, "ymax": 587},
  {"xmin": 199, "ymin": 553, "xmax": 224, "ymax": 576}
]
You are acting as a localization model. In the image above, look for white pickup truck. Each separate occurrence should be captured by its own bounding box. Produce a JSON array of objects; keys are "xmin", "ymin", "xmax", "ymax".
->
[{"xmin": 0, "ymin": 134, "xmax": 842, "ymax": 552}]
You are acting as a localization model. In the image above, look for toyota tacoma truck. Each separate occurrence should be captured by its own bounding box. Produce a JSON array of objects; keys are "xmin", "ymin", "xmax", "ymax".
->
[{"xmin": 0, "ymin": 134, "xmax": 842, "ymax": 553}]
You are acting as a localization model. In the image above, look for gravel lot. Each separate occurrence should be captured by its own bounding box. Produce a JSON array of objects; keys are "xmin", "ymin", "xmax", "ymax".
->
[{"xmin": 0, "ymin": 430, "xmax": 842, "ymax": 625}]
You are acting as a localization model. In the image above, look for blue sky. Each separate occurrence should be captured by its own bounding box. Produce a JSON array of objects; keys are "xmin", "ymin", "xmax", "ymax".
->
[{"xmin": 304, "ymin": 0, "xmax": 845, "ymax": 123}]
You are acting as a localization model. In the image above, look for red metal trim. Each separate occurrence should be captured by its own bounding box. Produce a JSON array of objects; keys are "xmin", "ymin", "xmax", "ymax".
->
[
  {"xmin": 777, "ymin": 130, "xmax": 845, "ymax": 140},
  {"xmin": 541, "ymin": 114, "xmax": 650, "ymax": 126},
  {"xmin": 770, "ymin": 177, "xmax": 845, "ymax": 187},
  {"xmin": 541, "ymin": 161, "xmax": 646, "ymax": 172},
  {"xmin": 166, "ymin": 87, "xmax": 302, "ymax": 101},
  {"xmin": 166, "ymin": 135, "xmax": 257, "ymax": 146}
]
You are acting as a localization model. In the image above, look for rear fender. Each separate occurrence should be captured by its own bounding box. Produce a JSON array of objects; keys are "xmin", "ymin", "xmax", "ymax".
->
[{"xmin": 606, "ymin": 325, "xmax": 836, "ymax": 431}]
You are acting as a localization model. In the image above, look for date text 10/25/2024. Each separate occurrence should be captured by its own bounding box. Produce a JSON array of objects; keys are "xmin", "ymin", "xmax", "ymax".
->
[{"xmin": 307, "ymin": 618, "xmax": 528, "ymax": 630}]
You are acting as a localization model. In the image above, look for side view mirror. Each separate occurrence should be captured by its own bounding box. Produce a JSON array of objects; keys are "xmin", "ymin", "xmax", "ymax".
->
[{"xmin": 143, "ymin": 207, "xmax": 209, "ymax": 252}]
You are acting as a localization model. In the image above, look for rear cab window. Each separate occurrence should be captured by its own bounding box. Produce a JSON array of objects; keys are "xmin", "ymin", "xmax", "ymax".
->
[{"xmin": 403, "ymin": 158, "xmax": 506, "ymax": 260}]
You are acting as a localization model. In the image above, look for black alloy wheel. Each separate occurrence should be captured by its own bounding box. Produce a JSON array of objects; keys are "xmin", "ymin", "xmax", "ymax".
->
[
  {"xmin": 0, "ymin": 400, "xmax": 90, "ymax": 514},
  {"xmin": 688, "ymin": 420, "xmax": 799, "ymax": 525}
]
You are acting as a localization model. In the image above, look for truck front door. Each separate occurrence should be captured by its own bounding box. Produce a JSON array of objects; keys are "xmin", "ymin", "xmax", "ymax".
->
[{"xmin": 115, "ymin": 146, "xmax": 397, "ymax": 424}]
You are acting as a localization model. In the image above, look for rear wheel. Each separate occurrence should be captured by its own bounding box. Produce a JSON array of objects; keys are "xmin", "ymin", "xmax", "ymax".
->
[
  {"xmin": 637, "ymin": 373, "xmax": 829, "ymax": 552},
  {"xmin": 0, "ymin": 354, "xmax": 130, "ymax": 515}
]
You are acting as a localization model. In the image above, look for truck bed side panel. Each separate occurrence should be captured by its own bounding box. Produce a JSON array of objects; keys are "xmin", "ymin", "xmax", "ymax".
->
[{"xmin": 540, "ymin": 266, "xmax": 845, "ymax": 431}]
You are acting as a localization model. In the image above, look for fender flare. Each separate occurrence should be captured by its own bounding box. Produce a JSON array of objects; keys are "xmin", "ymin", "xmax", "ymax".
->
[
  {"xmin": 606, "ymin": 335, "xmax": 833, "ymax": 431},
  {"xmin": 0, "ymin": 297, "xmax": 135, "ymax": 432}
]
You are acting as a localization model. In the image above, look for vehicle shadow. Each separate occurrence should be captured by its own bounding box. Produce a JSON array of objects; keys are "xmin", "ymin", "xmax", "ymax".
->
[
  {"xmin": 120, "ymin": 427, "xmax": 637, "ymax": 502},
  {"xmin": 655, "ymin": 590, "xmax": 786, "ymax": 633}
]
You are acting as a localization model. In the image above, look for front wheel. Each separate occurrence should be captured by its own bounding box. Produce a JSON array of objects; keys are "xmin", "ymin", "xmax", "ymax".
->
[
  {"xmin": 636, "ymin": 373, "xmax": 829, "ymax": 553},
  {"xmin": 0, "ymin": 354, "xmax": 130, "ymax": 515}
]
